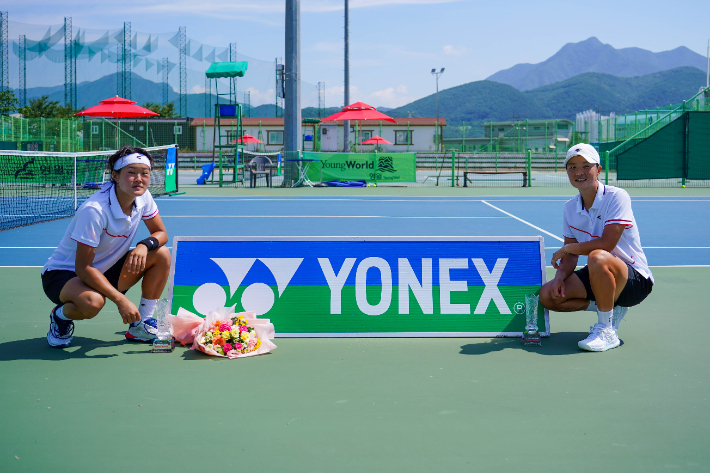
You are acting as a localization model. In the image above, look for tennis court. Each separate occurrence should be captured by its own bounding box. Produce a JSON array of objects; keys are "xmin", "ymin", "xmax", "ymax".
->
[{"xmin": 1, "ymin": 186, "xmax": 709, "ymax": 472}]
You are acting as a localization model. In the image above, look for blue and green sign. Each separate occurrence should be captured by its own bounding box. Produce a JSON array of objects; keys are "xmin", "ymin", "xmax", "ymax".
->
[{"xmin": 168, "ymin": 237, "xmax": 549, "ymax": 337}]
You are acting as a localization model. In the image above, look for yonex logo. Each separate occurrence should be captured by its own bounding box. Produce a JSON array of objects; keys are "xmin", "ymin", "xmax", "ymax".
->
[{"xmin": 193, "ymin": 258, "xmax": 303, "ymax": 316}]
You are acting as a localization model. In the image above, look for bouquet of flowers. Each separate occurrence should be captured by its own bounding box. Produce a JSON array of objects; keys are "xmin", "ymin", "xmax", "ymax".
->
[
  {"xmin": 200, "ymin": 315, "xmax": 261, "ymax": 356},
  {"xmin": 168, "ymin": 307, "xmax": 276, "ymax": 359}
]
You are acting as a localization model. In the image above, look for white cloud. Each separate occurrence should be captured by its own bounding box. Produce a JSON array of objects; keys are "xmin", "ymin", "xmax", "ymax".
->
[
  {"xmin": 190, "ymin": 84, "xmax": 206, "ymax": 94},
  {"xmin": 367, "ymin": 84, "xmax": 414, "ymax": 108},
  {"xmin": 443, "ymin": 45, "xmax": 467, "ymax": 56},
  {"xmin": 244, "ymin": 87, "xmax": 276, "ymax": 106}
]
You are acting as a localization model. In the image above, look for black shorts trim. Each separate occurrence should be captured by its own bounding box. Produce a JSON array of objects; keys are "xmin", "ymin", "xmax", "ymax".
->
[
  {"xmin": 574, "ymin": 263, "xmax": 653, "ymax": 308},
  {"xmin": 41, "ymin": 252, "xmax": 130, "ymax": 306}
]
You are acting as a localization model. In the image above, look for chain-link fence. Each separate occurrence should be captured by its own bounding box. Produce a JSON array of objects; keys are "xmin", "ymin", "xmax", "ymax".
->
[{"xmin": 0, "ymin": 116, "xmax": 82, "ymax": 152}]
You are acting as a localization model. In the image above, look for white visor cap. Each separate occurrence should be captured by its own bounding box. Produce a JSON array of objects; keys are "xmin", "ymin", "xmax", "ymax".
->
[{"xmin": 565, "ymin": 143, "xmax": 600, "ymax": 167}]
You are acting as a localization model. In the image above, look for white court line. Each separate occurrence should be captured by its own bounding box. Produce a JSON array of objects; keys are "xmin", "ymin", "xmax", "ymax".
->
[
  {"xmin": 480, "ymin": 200, "xmax": 564, "ymax": 242},
  {"xmin": 159, "ymin": 215, "xmax": 508, "ymax": 219},
  {"xmin": 543, "ymin": 247, "xmax": 710, "ymax": 250}
]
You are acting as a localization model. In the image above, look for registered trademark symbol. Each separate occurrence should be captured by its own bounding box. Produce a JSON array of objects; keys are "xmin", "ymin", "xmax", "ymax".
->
[{"xmin": 513, "ymin": 302, "xmax": 525, "ymax": 315}]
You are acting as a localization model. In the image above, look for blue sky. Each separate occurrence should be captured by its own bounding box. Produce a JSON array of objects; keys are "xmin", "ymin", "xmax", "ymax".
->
[{"xmin": 7, "ymin": 0, "xmax": 710, "ymax": 108}]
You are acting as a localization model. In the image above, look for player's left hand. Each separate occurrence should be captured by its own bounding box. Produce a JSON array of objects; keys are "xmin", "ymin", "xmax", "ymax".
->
[
  {"xmin": 551, "ymin": 247, "xmax": 568, "ymax": 269},
  {"xmin": 126, "ymin": 245, "xmax": 148, "ymax": 274}
]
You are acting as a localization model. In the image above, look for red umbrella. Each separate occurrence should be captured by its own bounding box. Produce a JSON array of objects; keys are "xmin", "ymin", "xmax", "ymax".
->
[
  {"xmin": 322, "ymin": 102, "xmax": 396, "ymax": 152},
  {"xmin": 362, "ymin": 135, "xmax": 392, "ymax": 145},
  {"xmin": 76, "ymin": 96, "xmax": 158, "ymax": 148},
  {"xmin": 322, "ymin": 101, "xmax": 397, "ymax": 123},
  {"xmin": 230, "ymin": 134, "xmax": 264, "ymax": 144}
]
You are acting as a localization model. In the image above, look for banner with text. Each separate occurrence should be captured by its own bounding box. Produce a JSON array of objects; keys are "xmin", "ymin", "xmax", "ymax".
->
[
  {"xmin": 169, "ymin": 237, "xmax": 548, "ymax": 337},
  {"xmin": 303, "ymin": 152, "xmax": 416, "ymax": 183}
]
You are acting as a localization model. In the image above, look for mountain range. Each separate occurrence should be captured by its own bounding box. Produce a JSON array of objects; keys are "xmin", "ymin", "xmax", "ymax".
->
[
  {"xmin": 387, "ymin": 67, "xmax": 707, "ymax": 138},
  {"xmin": 487, "ymin": 36, "xmax": 707, "ymax": 91}
]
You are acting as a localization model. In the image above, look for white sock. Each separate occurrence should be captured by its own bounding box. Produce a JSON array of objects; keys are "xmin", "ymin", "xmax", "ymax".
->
[
  {"xmin": 139, "ymin": 298, "xmax": 158, "ymax": 322},
  {"xmin": 54, "ymin": 305, "xmax": 71, "ymax": 321},
  {"xmin": 597, "ymin": 309, "xmax": 613, "ymax": 327},
  {"xmin": 586, "ymin": 301, "xmax": 598, "ymax": 312}
]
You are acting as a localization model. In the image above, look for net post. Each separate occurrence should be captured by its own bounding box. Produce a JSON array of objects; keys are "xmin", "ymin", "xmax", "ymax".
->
[
  {"xmin": 218, "ymin": 150, "xmax": 223, "ymax": 188},
  {"xmin": 450, "ymin": 149, "xmax": 455, "ymax": 187},
  {"xmin": 526, "ymin": 149, "xmax": 532, "ymax": 187},
  {"xmin": 73, "ymin": 155, "xmax": 77, "ymax": 210},
  {"xmin": 604, "ymin": 151, "xmax": 609, "ymax": 185}
]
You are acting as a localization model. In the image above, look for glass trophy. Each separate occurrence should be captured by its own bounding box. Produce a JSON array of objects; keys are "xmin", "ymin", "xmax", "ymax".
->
[
  {"xmin": 521, "ymin": 293, "xmax": 542, "ymax": 346},
  {"xmin": 151, "ymin": 298, "xmax": 175, "ymax": 353}
]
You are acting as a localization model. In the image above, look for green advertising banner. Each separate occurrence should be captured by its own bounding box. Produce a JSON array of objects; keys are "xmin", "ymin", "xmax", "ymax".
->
[{"xmin": 303, "ymin": 152, "xmax": 416, "ymax": 182}]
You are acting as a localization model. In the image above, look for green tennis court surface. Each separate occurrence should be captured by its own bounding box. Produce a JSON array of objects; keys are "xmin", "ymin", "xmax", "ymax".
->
[{"xmin": 1, "ymin": 187, "xmax": 708, "ymax": 472}]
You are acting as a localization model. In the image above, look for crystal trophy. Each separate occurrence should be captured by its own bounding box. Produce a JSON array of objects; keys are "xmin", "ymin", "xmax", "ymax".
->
[
  {"xmin": 151, "ymin": 298, "xmax": 175, "ymax": 353},
  {"xmin": 521, "ymin": 293, "xmax": 542, "ymax": 346}
]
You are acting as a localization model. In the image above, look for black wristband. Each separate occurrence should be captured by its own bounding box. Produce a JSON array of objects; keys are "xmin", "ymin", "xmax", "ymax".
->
[{"xmin": 137, "ymin": 236, "xmax": 160, "ymax": 251}]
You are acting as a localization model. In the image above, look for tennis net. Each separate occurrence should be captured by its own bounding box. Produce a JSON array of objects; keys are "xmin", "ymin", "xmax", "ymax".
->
[{"xmin": 0, "ymin": 145, "xmax": 176, "ymax": 231}]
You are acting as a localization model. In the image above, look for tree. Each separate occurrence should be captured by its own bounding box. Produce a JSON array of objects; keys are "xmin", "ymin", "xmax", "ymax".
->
[
  {"xmin": 16, "ymin": 95, "xmax": 84, "ymax": 118},
  {"xmin": 142, "ymin": 102, "xmax": 178, "ymax": 118},
  {"xmin": 0, "ymin": 89, "xmax": 19, "ymax": 116}
]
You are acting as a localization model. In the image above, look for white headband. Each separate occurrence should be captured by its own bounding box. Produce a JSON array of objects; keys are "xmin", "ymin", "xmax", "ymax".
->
[{"xmin": 113, "ymin": 153, "xmax": 152, "ymax": 171}]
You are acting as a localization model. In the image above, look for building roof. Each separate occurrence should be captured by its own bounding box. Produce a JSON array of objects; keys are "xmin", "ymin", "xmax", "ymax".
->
[
  {"xmin": 191, "ymin": 117, "xmax": 447, "ymax": 127},
  {"xmin": 484, "ymin": 118, "xmax": 574, "ymax": 126}
]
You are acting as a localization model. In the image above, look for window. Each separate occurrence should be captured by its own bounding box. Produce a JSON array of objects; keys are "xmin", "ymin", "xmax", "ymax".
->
[
  {"xmin": 557, "ymin": 124, "xmax": 569, "ymax": 130},
  {"xmin": 268, "ymin": 131, "xmax": 284, "ymax": 145},
  {"xmin": 91, "ymin": 125, "xmax": 99, "ymax": 134},
  {"xmin": 174, "ymin": 125, "xmax": 183, "ymax": 135},
  {"xmin": 498, "ymin": 127, "xmax": 505, "ymax": 132},
  {"xmin": 533, "ymin": 127, "xmax": 541, "ymax": 131},
  {"xmin": 360, "ymin": 130, "xmax": 373, "ymax": 141},
  {"xmin": 139, "ymin": 126, "xmax": 144, "ymax": 131},
  {"xmin": 395, "ymin": 130, "xmax": 412, "ymax": 145}
]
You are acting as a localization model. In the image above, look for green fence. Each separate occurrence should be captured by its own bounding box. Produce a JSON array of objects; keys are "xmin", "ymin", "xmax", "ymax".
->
[
  {"xmin": 82, "ymin": 118, "xmax": 193, "ymax": 152},
  {"xmin": 0, "ymin": 116, "xmax": 82, "ymax": 152}
]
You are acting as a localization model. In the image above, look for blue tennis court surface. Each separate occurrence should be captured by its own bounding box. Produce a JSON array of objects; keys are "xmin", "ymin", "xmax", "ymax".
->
[{"xmin": 1, "ymin": 195, "xmax": 708, "ymax": 268}]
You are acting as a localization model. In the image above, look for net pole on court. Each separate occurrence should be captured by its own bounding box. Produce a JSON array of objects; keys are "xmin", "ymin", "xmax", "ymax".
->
[{"xmin": 73, "ymin": 155, "xmax": 77, "ymax": 210}]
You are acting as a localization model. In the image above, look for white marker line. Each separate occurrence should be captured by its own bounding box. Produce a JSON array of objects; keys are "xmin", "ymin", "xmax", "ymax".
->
[
  {"xmin": 481, "ymin": 200, "xmax": 564, "ymax": 242},
  {"xmin": 159, "ymin": 215, "xmax": 508, "ymax": 219},
  {"xmin": 644, "ymin": 247, "xmax": 710, "ymax": 249},
  {"xmin": 0, "ymin": 246, "xmax": 56, "ymax": 248}
]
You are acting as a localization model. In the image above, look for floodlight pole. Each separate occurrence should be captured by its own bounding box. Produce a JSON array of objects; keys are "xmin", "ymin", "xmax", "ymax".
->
[
  {"xmin": 284, "ymin": 0, "xmax": 301, "ymax": 156},
  {"xmin": 432, "ymin": 68, "xmax": 444, "ymax": 152},
  {"xmin": 343, "ymin": 0, "xmax": 350, "ymax": 151}
]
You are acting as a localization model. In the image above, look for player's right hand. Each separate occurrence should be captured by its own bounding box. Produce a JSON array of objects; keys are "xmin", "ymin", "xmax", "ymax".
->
[
  {"xmin": 549, "ymin": 279, "xmax": 565, "ymax": 300},
  {"xmin": 117, "ymin": 298, "xmax": 141, "ymax": 324}
]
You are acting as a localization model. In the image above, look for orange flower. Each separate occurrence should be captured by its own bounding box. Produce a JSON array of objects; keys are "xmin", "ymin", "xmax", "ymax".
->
[{"xmin": 213, "ymin": 337, "xmax": 224, "ymax": 346}]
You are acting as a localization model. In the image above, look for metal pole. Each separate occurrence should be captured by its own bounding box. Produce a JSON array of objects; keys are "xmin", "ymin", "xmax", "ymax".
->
[
  {"xmin": 343, "ymin": 0, "xmax": 350, "ymax": 151},
  {"xmin": 284, "ymin": 0, "xmax": 301, "ymax": 156},
  {"xmin": 73, "ymin": 155, "xmax": 77, "ymax": 210}
]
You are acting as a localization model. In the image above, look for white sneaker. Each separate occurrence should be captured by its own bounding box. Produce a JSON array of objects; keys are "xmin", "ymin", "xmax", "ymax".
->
[
  {"xmin": 125, "ymin": 318, "xmax": 158, "ymax": 342},
  {"xmin": 47, "ymin": 306, "xmax": 74, "ymax": 348},
  {"xmin": 578, "ymin": 323, "xmax": 620, "ymax": 352},
  {"xmin": 612, "ymin": 306, "xmax": 628, "ymax": 331}
]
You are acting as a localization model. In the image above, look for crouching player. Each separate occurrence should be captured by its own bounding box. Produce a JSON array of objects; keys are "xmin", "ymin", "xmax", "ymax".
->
[
  {"xmin": 540, "ymin": 144, "xmax": 653, "ymax": 352},
  {"xmin": 41, "ymin": 146, "xmax": 171, "ymax": 348}
]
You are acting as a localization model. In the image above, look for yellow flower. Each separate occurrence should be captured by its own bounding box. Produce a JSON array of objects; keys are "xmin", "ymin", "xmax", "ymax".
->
[{"xmin": 231, "ymin": 329, "xmax": 240, "ymax": 338}]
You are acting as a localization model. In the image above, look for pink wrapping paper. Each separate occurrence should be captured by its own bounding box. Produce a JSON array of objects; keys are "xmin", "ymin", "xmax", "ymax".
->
[{"xmin": 168, "ymin": 307, "xmax": 276, "ymax": 359}]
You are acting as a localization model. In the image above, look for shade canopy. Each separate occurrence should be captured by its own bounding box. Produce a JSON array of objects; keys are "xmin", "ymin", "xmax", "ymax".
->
[
  {"xmin": 75, "ymin": 96, "xmax": 159, "ymax": 118},
  {"xmin": 231, "ymin": 134, "xmax": 263, "ymax": 144},
  {"xmin": 362, "ymin": 135, "xmax": 392, "ymax": 145},
  {"xmin": 321, "ymin": 101, "xmax": 396, "ymax": 123},
  {"xmin": 205, "ymin": 61, "xmax": 249, "ymax": 78}
]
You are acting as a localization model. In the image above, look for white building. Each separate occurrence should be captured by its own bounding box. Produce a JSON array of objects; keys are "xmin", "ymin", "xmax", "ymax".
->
[{"xmin": 191, "ymin": 117, "xmax": 447, "ymax": 153}]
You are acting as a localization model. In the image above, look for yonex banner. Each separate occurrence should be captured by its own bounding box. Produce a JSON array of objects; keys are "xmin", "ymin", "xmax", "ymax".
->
[
  {"xmin": 303, "ymin": 152, "xmax": 417, "ymax": 183},
  {"xmin": 168, "ymin": 237, "xmax": 549, "ymax": 337},
  {"xmin": 165, "ymin": 146, "xmax": 178, "ymax": 193}
]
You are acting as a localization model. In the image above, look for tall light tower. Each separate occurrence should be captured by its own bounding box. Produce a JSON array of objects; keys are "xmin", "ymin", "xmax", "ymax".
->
[{"xmin": 431, "ymin": 68, "xmax": 444, "ymax": 152}]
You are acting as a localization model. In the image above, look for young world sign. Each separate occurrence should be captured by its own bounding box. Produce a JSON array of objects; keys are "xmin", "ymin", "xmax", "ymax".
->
[{"xmin": 168, "ymin": 237, "xmax": 549, "ymax": 337}]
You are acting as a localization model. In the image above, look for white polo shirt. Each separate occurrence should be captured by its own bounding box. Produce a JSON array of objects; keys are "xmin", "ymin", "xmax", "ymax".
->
[
  {"xmin": 43, "ymin": 184, "xmax": 159, "ymax": 274},
  {"xmin": 562, "ymin": 183, "xmax": 653, "ymax": 283}
]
